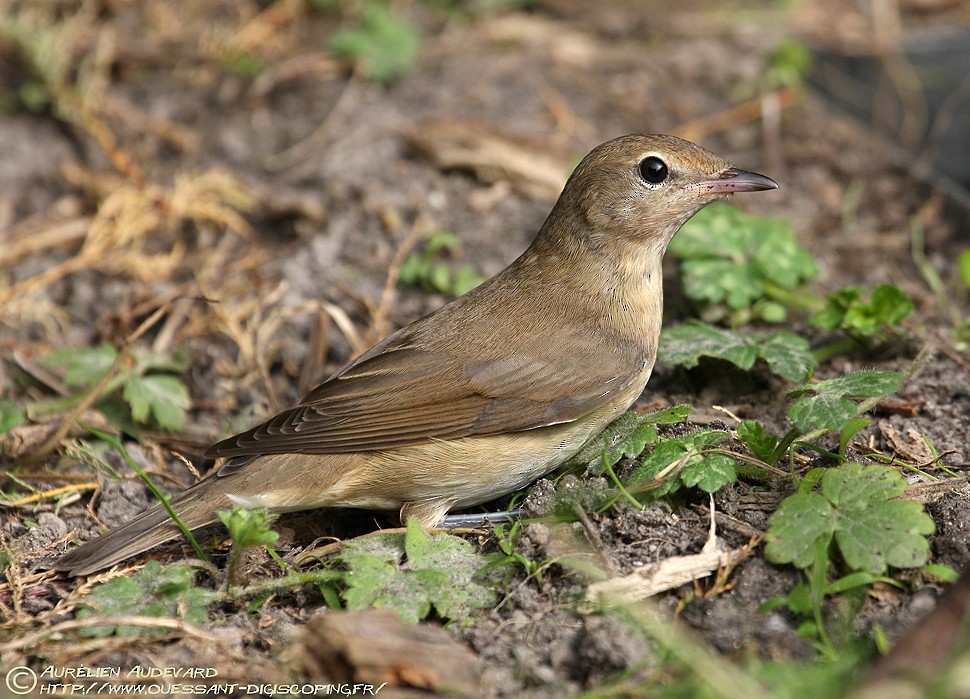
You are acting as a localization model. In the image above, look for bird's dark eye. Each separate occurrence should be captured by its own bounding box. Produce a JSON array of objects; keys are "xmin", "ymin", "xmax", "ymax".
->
[{"xmin": 638, "ymin": 156, "xmax": 668, "ymax": 185}]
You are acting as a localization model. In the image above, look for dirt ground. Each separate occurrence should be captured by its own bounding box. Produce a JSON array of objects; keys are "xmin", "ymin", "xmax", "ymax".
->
[{"xmin": 2, "ymin": 1, "xmax": 970, "ymax": 697}]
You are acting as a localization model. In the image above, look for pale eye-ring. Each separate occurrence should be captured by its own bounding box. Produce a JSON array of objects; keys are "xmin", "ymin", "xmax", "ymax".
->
[{"xmin": 638, "ymin": 156, "xmax": 669, "ymax": 185}]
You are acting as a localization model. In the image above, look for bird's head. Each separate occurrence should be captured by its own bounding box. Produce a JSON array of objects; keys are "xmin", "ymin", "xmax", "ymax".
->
[{"xmin": 552, "ymin": 134, "xmax": 778, "ymax": 259}]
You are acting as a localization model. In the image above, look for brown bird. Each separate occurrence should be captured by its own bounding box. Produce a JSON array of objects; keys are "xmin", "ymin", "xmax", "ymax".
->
[{"xmin": 54, "ymin": 134, "xmax": 777, "ymax": 576}]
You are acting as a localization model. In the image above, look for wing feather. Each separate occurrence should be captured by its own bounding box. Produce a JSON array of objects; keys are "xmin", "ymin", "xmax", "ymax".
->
[{"xmin": 205, "ymin": 337, "xmax": 643, "ymax": 459}]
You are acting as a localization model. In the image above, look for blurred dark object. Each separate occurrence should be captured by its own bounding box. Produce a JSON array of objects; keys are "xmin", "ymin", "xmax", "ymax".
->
[
  {"xmin": 295, "ymin": 609, "xmax": 482, "ymax": 698},
  {"xmin": 852, "ymin": 569, "xmax": 970, "ymax": 698},
  {"xmin": 810, "ymin": 25, "xmax": 970, "ymax": 213}
]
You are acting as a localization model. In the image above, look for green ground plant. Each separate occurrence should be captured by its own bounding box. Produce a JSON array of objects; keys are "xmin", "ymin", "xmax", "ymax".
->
[
  {"xmin": 660, "ymin": 322, "xmax": 814, "ymax": 381},
  {"xmin": 665, "ymin": 203, "xmax": 916, "ymax": 379},
  {"xmin": 31, "ymin": 344, "xmax": 191, "ymax": 432},
  {"xmin": 486, "ymin": 518, "xmax": 547, "ymax": 588},
  {"xmin": 218, "ymin": 508, "xmax": 280, "ymax": 587},
  {"xmin": 398, "ymin": 230, "xmax": 485, "ymax": 296},
  {"xmin": 320, "ymin": 517, "xmax": 497, "ymax": 623},
  {"xmin": 955, "ymin": 248, "xmax": 970, "ymax": 349},
  {"xmin": 669, "ymin": 203, "xmax": 819, "ymax": 324},
  {"xmin": 761, "ymin": 462, "xmax": 946, "ymax": 658},
  {"xmin": 74, "ymin": 561, "xmax": 216, "ymax": 638},
  {"xmin": 325, "ymin": 1, "xmax": 421, "ymax": 83}
]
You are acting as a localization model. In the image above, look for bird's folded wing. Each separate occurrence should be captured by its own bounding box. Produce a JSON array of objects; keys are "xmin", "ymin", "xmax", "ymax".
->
[{"xmin": 204, "ymin": 340, "xmax": 641, "ymax": 459}]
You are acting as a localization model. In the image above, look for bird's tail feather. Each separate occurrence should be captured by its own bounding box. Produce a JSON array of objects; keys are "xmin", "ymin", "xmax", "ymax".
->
[{"xmin": 53, "ymin": 489, "xmax": 217, "ymax": 576}]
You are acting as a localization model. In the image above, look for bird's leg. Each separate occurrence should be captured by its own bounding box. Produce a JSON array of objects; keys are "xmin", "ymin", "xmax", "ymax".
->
[{"xmin": 439, "ymin": 510, "xmax": 524, "ymax": 528}]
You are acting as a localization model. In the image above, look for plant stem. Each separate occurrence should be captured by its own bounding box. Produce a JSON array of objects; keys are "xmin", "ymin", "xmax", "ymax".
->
[
  {"xmin": 811, "ymin": 337, "xmax": 863, "ymax": 364},
  {"xmin": 763, "ymin": 281, "xmax": 825, "ymax": 314},
  {"xmin": 87, "ymin": 425, "xmax": 208, "ymax": 562}
]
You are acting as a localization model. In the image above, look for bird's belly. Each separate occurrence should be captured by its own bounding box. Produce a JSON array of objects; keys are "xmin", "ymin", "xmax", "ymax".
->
[
  {"xmin": 336, "ymin": 384, "xmax": 645, "ymax": 510},
  {"xmin": 218, "ymin": 413, "xmax": 613, "ymax": 517}
]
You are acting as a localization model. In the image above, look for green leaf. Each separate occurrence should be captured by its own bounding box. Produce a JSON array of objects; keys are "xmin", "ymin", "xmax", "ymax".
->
[
  {"xmin": 765, "ymin": 38, "xmax": 813, "ymax": 90},
  {"xmin": 737, "ymin": 419, "xmax": 779, "ymax": 461},
  {"xmin": 75, "ymin": 562, "xmax": 215, "ymax": 637},
  {"xmin": 838, "ymin": 417, "xmax": 870, "ymax": 458},
  {"xmin": 679, "ymin": 452, "xmax": 738, "ymax": 492},
  {"xmin": 753, "ymin": 226, "xmax": 818, "ymax": 290},
  {"xmin": 838, "ymin": 499, "xmax": 933, "ymax": 571},
  {"xmin": 763, "ymin": 493, "xmax": 834, "ymax": 569},
  {"xmin": 757, "ymin": 332, "xmax": 816, "ymax": 381},
  {"xmin": 825, "ymin": 464, "xmax": 933, "ymax": 571},
  {"xmin": 34, "ymin": 345, "xmax": 190, "ymax": 431},
  {"xmin": 398, "ymin": 254, "xmax": 424, "ymax": 287},
  {"xmin": 644, "ymin": 405, "xmax": 695, "ymax": 425},
  {"xmin": 660, "ymin": 321, "xmax": 815, "ymax": 381},
  {"xmin": 428, "ymin": 263, "xmax": 451, "ymax": 292},
  {"xmin": 629, "ymin": 429, "xmax": 734, "ymax": 495},
  {"xmin": 959, "ymin": 249, "xmax": 970, "ymax": 288},
  {"xmin": 338, "ymin": 518, "xmax": 496, "ymax": 623},
  {"xmin": 765, "ymin": 463, "xmax": 935, "ymax": 574},
  {"xmin": 402, "ymin": 518, "xmax": 494, "ymax": 620},
  {"xmin": 755, "ymin": 299, "xmax": 787, "ymax": 323},
  {"xmin": 122, "ymin": 374, "xmax": 191, "ymax": 431},
  {"xmin": 568, "ymin": 405, "xmax": 692, "ymax": 469},
  {"xmin": 217, "ymin": 507, "xmax": 279, "ymax": 549},
  {"xmin": 681, "ymin": 257, "xmax": 765, "ymax": 309},
  {"xmin": 340, "ymin": 546, "xmax": 409, "ymax": 616},
  {"xmin": 797, "ymin": 468, "xmax": 826, "ymax": 494},
  {"xmin": 398, "ymin": 230, "xmax": 484, "ymax": 296},
  {"xmin": 808, "ymin": 371, "xmax": 904, "ymax": 399},
  {"xmin": 867, "ymin": 284, "xmax": 914, "ymax": 326},
  {"xmin": 786, "ymin": 584, "xmax": 816, "ymax": 617},
  {"xmin": 670, "ymin": 203, "xmax": 816, "ymax": 312},
  {"xmin": 328, "ymin": 4, "xmax": 420, "ymax": 83},
  {"xmin": 38, "ymin": 344, "xmax": 117, "ymax": 387},
  {"xmin": 425, "ymin": 230, "xmax": 461, "ymax": 254},
  {"xmin": 787, "ymin": 370, "xmax": 903, "ymax": 434},
  {"xmin": 0, "ymin": 399, "xmax": 27, "ymax": 434},
  {"xmin": 811, "ymin": 286, "xmax": 860, "ymax": 331},
  {"xmin": 922, "ymin": 563, "xmax": 960, "ymax": 583},
  {"xmin": 788, "ymin": 393, "xmax": 858, "ymax": 438},
  {"xmin": 452, "ymin": 265, "xmax": 484, "ymax": 296},
  {"xmin": 821, "ymin": 460, "xmax": 905, "ymax": 507},
  {"xmin": 811, "ymin": 284, "xmax": 913, "ymax": 337},
  {"xmin": 824, "ymin": 570, "xmax": 900, "ymax": 594},
  {"xmin": 661, "ymin": 322, "xmax": 758, "ymax": 370}
]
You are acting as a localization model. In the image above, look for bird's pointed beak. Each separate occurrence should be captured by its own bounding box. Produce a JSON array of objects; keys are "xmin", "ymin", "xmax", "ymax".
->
[{"xmin": 697, "ymin": 167, "xmax": 778, "ymax": 194}]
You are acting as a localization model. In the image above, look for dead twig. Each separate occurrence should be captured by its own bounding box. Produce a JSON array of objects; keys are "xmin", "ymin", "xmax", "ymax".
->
[
  {"xmin": 408, "ymin": 119, "xmax": 575, "ymax": 200},
  {"xmin": 584, "ymin": 497, "xmax": 757, "ymax": 609},
  {"xmin": 0, "ymin": 215, "xmax": 90, "ymax": 269},
  {"xmin": 671, "ymin": 87, "xmax": 798, "ymax": 144},
  {"xmin": 573, "ymin": 504, "xmax": 619, "ymax": 578},
  {"xmin": 2, "ymin": 483, "xmax": 100, "ymax": 507},
  {"xmin": 365, "ymin": 215, "xmax": 435, "ymax": 343},
  {"xmin": 0, "ymin": 615, "xmax": 222, "ymax": 654}
]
